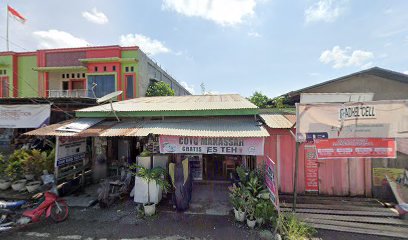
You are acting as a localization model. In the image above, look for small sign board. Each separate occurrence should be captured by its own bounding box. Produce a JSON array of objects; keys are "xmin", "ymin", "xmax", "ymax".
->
[
  {"xmin": 304, "ymin": 146, "xmax": 319, "ymax": 192},
  {"xmin": 265, "ymin": 156, "xmax": 279, "ymax": 210}
]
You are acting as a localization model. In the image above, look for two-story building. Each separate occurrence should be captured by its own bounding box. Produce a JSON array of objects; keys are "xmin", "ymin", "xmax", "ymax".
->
[{"xmin": 0, "ymin": 45, "xmax": 191, "ymax": 100}]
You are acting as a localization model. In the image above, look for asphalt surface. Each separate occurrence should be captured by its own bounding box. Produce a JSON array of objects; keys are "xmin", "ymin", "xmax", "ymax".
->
[{"xmin": 0, "ymin": 201, "xmax": 404, "ymax": 240}]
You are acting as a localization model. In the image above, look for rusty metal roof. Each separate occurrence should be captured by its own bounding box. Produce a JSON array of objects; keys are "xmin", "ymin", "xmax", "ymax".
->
[
  {"xmin": 25, "ymin": 117, "xmax": 269, "ymax": 138},
  {"xmin": 76, "ymin": 94, "xmax": 257, "ymax": 113},
  {"xmin": 259, "ymin": 114, "xmax": 296, "ymax": 129}
]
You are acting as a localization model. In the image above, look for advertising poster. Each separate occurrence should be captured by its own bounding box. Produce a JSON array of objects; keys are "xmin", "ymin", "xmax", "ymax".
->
[
  {"xmin": 314, "ymin": 138, "xmax": 396, "ymax": 159},
  {"xmin": 265, "ymin": 156, "xmax": 279, "ymax": 210},
  {"xmin": 304, "ymin": 146, "xmax": 319, "ymax": 192},
  {"xmin": 0, "ymin": 104, "xmax": 50, "ymax": 128},
  {"xmin": 296, "ymin": 100, "xmax": 408, "ymax": 141},
  {"xmin": 372, "ymin": 168, "xmax": 405, "ymax": 187},
  {"xmin": 55, "ymin": 136, "xmax": 87, "ymax": 167},
  {"xmin": 159, "ymin": 135, "xmax": 264, "ymax": 156}
]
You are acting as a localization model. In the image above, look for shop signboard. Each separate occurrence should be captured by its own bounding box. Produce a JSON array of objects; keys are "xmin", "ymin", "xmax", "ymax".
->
[
  {"xmin": 159, "ymin": 135, "xmax": 264, "ymax": 156},
  {"xmin": 55, "ymin": 136, "xmax": 87, "ymax": 167},
  {"xmin": 304, "ymin": 146, "xmax": 319, "ymax": 192},
  {"xmin": 0, "ymin": 104, "xmax": 50, "ymax": 128},
  {"xmin": 265, "ymin": 156, "xmax": 279, "ymax": 210},
  {"xmin": 314, "ymin": 138, "xmax": 396, "ymax": 159},
  {"xmin": 296, "ymin": 100, "xmax": 408, "ymax": 141}
]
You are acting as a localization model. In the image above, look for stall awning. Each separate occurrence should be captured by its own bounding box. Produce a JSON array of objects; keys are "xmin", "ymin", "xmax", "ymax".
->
[{"xmin": 24, "ymin": 117, "xmax": 269, "ymax": 138}]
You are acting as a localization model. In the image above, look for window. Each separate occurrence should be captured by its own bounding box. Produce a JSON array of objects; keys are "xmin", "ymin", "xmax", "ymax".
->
[
  {"xmin": 130, "ymin": 66, "xmax": 134, "ymax": 72},
  {"xmin": 71, "ymin": 73, "xmax": 75, "ymax": 78},
  {"xmin": 3, "ymin": 70, "xmax": 6, "ymax": 75},
  {"xmin": 112, "ymin": 66, "xmax": 116, "ymax": 71},
  {"xmin": 77, "ymin": 73, "xmax": 80, "ymax": 78},
  {"xmin": 62, "ymin": 81, "xmax": 69, "ymax": 91},
  {"xmin": 82, "ymin": 73, "xmax": 86, "ymax": 78},
  {"xmin": 125, "ymin": 66, "xmax": 129, "ymax": 72},
  {"xmin": 94, "ymin": 66, "xmax": 98, "ymax": 72},
  {"xmin": 62, "ymin": 74, "xmax": 65, "ymax": 78},
  {"xmin": 103, "ymin": 66, "xmax": 107, "ymax": 72}
]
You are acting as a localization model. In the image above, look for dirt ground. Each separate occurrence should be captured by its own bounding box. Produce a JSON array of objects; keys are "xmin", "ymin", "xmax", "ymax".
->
[{"xmin": 0, "ymin": 200, "xmax": 404, "ymax": 240}]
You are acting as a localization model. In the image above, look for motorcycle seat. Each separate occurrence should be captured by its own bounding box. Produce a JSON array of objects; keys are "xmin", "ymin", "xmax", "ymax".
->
[{"xmin": 0, "ymin": 200, "xmax": 26, "ymax": 209}]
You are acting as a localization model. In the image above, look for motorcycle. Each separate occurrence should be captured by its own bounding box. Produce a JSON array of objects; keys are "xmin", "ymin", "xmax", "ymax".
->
[{"xmin": 0, "ymin": 176, "xmax": 69, "ymax": 232}]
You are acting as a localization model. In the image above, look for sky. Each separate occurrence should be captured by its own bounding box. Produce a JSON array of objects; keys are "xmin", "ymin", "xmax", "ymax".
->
[{"xmin": 1, "ymin": 0, "xmax": 408, "ymax": 97}]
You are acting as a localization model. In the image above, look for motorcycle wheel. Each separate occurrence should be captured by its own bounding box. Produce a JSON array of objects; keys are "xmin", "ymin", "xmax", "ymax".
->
[{"xmin": 49, "ymin": 201, "xmax": 69, "ymax": 223}]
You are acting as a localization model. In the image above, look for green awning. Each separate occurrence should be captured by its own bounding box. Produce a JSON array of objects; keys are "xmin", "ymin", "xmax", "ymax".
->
[{"xmin": 32, "ymin": 66, "xmax": 87, "ymax": 72}]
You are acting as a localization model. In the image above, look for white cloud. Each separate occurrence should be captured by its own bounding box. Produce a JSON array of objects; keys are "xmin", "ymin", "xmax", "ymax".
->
[
  {"xmin": 248, "ymin": 31, "xmax": 261, "ymax": 38},
  {"xmin": 305, "ymin": 0, "xmax": 344, "ymax": 23},
  {"xmin": 120, "ymin": 34, "xmax": 170, "ymax": 55},
  {"xmin": 162, "ymin": 0, "xmax": 258, "ymax": 26},
  {"xmin": 404, "ymin": 71, "xmax": 408, "ymax": 75},
  {"xmin": 319, "ymin": 46, "xmax": 374, "ymax": 69},
  {"xmin": 180, "ymin": 81, "xmax": 195, "ymax": 94},
  {"xmin": 33, "ymin": 30, "xmax": 90, "ymax": 49},
  {"xmin": 82, "ymin": 8, "xmax": 109, "ymax": 25}
]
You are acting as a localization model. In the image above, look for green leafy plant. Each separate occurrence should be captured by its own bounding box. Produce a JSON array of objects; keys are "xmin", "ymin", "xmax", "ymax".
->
[
  {"xmin": 146, "ymin": 81, "xmax": 175, "ymax": 97},
  {"xmin": 278, "ymin": 213, "xmax": 316, "ymax": 240},
  {"xmin": 130, "ymin": 164, "xmax": 170, "ymax": 204},
  {"xmin": 139, "ymin": 149, "xmax": 151, "ymax": 157},
  {"xmin": 0, "ymin": 154, "xmax": 7, "ymax": 178},
  {"xmin": 23, "ymin": 149, "xmax": 45, "ymax": 177},
  {"xmin": 229, "ymin": 184, "xmax": 245, "ymax": 211},
  {"xmin": 236, "ymin": 166, "xmax": 249, "ymax": 184},
  {"xmin": 41, "ymin": 148, "xmax": 55, "ymax": 174},
  {"xmin": 6, "ymin": 149, "xmax": 31, "ymax": 180}
]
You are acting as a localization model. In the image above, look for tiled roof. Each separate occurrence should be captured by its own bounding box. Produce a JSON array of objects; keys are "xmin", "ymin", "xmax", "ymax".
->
[
  {"xmin": 25, "ymin": 117, "xmax": 269, "ymax": 138},
  {"xmin": 76, "ymin": 94, "xmax": 257, "ymax": 113}
]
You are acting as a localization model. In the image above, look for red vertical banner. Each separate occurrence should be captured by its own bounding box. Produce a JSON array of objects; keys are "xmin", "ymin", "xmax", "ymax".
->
[{"xmin": 304, "ymin": 146, "xmax": 319, "ymax": 192}]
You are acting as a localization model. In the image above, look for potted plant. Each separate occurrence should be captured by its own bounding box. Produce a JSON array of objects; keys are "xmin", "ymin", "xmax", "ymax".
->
[
  {"xmin": 23, "ymin": 150, "xmax": 44, "ymax": 180},
  {"xmin": 255, "ymin": 199, "xmax": 269, "ymax": 226},
  {"xmin": 229, "ymin": 184, "xmax": 246, "ymax": 222},
  {"xmin": 7, "ymin": 149, "xmax": 30, "ymax": 191},
  {"xmin": 130, "ymin": 164, "xmax": 170, "ymax": 216},
  {"xmin": 245, "ymin": 195, "xmax": 257, "ymax": 229}
]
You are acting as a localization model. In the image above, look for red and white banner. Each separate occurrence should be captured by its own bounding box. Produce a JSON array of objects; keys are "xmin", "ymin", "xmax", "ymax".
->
[
  {"xmin": 314, "ymin": 138, "xmax": 396, "ymax": 159},
  {"xmin": 265, "ymin": 156, "xmax": 279, "ymax": 210},
  {"xmin": 159, "ymin": 135, "xmax": 264, "ymax": 156},
  {"xmin": 7, "ymin": 5, "xmax": 26, "ymax": 23},
  {"xmin": 304, "ymin": 146, "xmax": 319, "ymax": 192}
]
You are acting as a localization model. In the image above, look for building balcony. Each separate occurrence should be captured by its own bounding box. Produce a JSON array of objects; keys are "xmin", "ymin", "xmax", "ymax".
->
[{"xmin": 47, "ymin": 89, "xmax": 93, "ymax": 98}]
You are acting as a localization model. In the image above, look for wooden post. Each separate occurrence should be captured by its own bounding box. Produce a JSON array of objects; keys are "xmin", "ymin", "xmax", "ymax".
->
[{"xmin": 293, "ymin": 141, "xmax": 299, "ymax": 211}]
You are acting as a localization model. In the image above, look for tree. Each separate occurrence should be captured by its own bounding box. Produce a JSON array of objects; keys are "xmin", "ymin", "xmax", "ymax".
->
[
  {"xmin": 146, "ymin": 81, "xmax": 175, "ymax": 97},
  {"xmin": 248, "ymin": 91, "xmax": 271, "ymax": 108}
]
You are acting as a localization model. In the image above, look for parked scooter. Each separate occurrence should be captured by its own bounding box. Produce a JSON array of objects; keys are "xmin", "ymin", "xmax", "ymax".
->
[{"xmin": 0, "ymin": 176, "xmax": 69, "ymax": 232}]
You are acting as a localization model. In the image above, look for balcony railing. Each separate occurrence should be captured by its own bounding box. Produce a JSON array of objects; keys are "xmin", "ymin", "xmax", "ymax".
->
[{"xmin": 47, "ymin": 89, "xmax": 93, "ymax": 98}]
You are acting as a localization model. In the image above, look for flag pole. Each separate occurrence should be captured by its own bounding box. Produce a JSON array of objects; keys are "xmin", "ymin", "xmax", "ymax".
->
[{"xmin": 6, "ymin": 5, "xmax": 9, "ymax": 51}]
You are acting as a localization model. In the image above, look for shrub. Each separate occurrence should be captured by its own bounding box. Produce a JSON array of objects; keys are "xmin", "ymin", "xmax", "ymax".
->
[
  {"xmin": 278, "ymin": 213, "xmax": 316, "ymax": 240},
  {"xmin": 6, "ymin": 149, "xmax": 31, "ymax": 180}
]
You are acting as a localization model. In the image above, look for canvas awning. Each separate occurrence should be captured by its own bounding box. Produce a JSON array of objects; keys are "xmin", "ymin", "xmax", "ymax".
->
[{"xmin": 25, "ymin": 117, "xmax": 269, "ymax": 138}]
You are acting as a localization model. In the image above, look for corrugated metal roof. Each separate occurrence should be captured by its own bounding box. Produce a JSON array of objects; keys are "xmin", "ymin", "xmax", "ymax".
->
[
  {"xmin": 260, "ymin": 114, "xmax": 296, "ymax": 129},
  {"xmin": 25, "ymin": 117, "xmax": 269, "ymax": 138},
  {"xmin": 76, "ymin": 94, "xmax": 257, "ymax": 113}
]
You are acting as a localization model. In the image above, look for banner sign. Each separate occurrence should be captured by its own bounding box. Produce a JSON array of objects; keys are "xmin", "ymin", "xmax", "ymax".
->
[
  {"xmin": 266, "ymin": 156, "xmax": 279, "ymax": 210},
  {"xmin": 304, "ymin": 146, "xmax": 319, "ymax": 192},
  {"xmin": 314, "ymin": 138, "xmax": 396, "ymax": 159},
  {"xmin": 0, "ymin": 104, "xmax": 50, "ymax": 128},
  {"xmin": 296, "ymin": 100, "xmax": 408, "ymax": 141},
  {"xmin": 159, "ymin": 135, "xmax": 264, "ymax": 156},
  {"xmin": 55, "ymin": 137, "xmax": 87, "ymax": 167}
]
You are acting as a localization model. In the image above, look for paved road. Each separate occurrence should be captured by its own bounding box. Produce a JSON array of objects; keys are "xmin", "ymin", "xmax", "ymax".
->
[{"xmin": 0, "ymin": 202, "xmax": 403, "ymax": 240}]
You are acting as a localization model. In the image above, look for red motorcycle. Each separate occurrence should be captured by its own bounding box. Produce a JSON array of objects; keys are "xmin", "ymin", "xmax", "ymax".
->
[
  {"xmin": 21, "ymin": 191, "xmax": 69, "ymax": 223},
  {"xmin": 18, "ymin": 180, "xmax": 69, "ymax": 224}
]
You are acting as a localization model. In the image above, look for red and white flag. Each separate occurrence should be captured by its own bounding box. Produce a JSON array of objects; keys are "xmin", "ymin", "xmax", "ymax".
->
[{"xmin": 7, "ymin": 5, "xmax": 26, "ymax": 23}]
